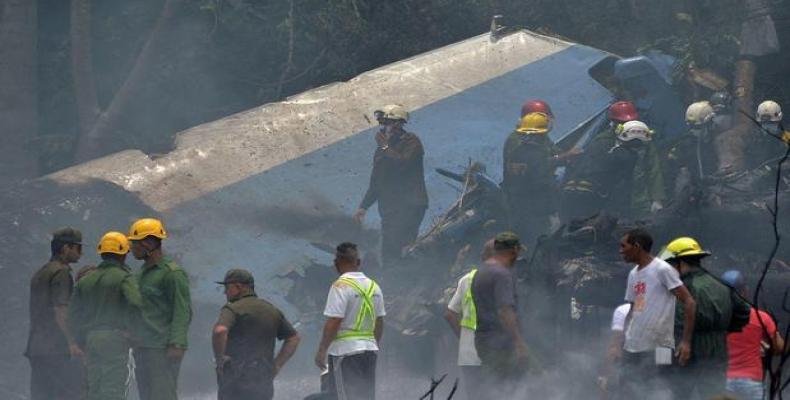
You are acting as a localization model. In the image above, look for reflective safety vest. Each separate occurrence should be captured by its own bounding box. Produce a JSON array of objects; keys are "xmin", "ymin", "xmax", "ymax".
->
[
  {"xmin": 460, "ymin": 269, "xmax": 478, "ymax": 330},
  {"xmin": 334, "ymin": 276, "xmax": 380, "ymax": 341}
]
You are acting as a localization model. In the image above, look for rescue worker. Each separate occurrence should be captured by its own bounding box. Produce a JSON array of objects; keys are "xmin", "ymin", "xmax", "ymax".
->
[
  {"xmin": 444, "ymin": 239, "xmax": 495, "ymax": 400},
  {"xmin": 752, "ymin": 100, "xmax": 790, "ymax": 167},
  {"xmin": 213, "ymin": 269, "xmax": 301, "ymax": 400},
  {"xmin": 665, "ymin": 101, "xmax": 719, "ymax": 201},
  {"xmin": 69, "ymin": 231, "xmax": 142, "ymax": 400},
  {"xmin": 502, "ymin": 112, "xmax": 561, "ymax": 243},
  {"xmin": 471, "ymin": 232, "xmax": 529, "ymax": 394},
  {"xmin": 353, "ymin": 105, "xmax": 428, "ymax": 269},
  {"xmin": 563, "ymin": 115, "xmax": 665, "ymax": 220},
  {"xmin": 315, "ymin": 242, "xmax": 385, "ymax": 400},
  {"xmin": 660, "ymin": 237, "xmax": 751, "ymax": 400},
  {"xmin": 25, "ymin": 227, "xmax": 84, "ymax": 400},
  {"xmin": 721, "ymin": 270, "xmax": 785, "ymax": 400},
  {"xmin": 128, "ymin": 218, "xmax": 192, "ymax": 400}
]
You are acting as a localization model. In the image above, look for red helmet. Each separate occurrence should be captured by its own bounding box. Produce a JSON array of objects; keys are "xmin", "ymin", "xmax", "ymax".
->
[
  {"xmin": 607, "ymin": 101, "xmax": 639, "ymax": 122},
  {"xmin": 521, "ymin": 100, "xmax": 553, "ymax": 118}
]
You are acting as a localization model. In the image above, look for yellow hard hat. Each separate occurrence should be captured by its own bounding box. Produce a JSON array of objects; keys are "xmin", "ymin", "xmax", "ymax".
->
[
  {"xmin": 660, "ymin": 237, "xmax": 711, "ymax": 261},
  {"xmin": 97, "ymin": 231, "xmax": 130, "ymax": 255},
  {"xmin": 516, "ymin": 112, "xmax": 550, "ymax": 134},
  {"xmin": 127, "ymin": 218, "xmax": 168, "ymax": 240}
]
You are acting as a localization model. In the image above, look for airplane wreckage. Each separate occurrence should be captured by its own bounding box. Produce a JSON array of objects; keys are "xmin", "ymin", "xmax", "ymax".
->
[{"xmin": 1, "ymin": 28, "xmax": 788, "ymax": 396}]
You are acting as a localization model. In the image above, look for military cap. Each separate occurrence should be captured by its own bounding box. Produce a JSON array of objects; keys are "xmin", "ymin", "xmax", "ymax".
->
[
  {"xmin": 52, "ymin": 227, "xmax": 83, "ymax": 245},
  {"xmin": 215, "ymin": 268, "xmax": 255, "ymax": 285},
  {"xmin": 494, "ymin": 231, "xmax": 520, "ymax": 250}
]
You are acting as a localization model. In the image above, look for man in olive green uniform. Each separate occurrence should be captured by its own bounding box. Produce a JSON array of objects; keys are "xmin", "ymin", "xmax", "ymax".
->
[
  {"xmin": 212, "ymin": 269, "xmax": 301, "ymax": 400},
  {"xmin": 69, "ymin": 231, "xmax": 142, "ymax": 400},
  {"xmin": 128, "ymin": 218, "xmax": 192, "ymax": 400},
  {"xmin": 661, "ymin": 237, "xmax": 751, "ymax": 399},
  {"xmin": 25, "ymin": 227, "xmax": 84, "ymax": 400}
]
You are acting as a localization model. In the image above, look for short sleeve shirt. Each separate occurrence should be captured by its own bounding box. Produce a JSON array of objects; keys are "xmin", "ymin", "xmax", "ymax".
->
[
  {"xmin": 447, "ymin": 271, "xmax": 482, "ymax": 366},
  {"xmin": 217, "ymin": 294, "xmax": 296, "ymax": 366},
  {"xmin": 323, "ymin": 272, "xmax": 385, "ymax": 356},
  {"xmin": 471, "ymin": 261, "xmax": 517, "ymax": 351},
  {"xmin": 26, "ymin": 260, "xmax": 74, "ymax": 356},
  {"xmin": 727, "ymin": 308, "xmax": 777, "ymax": 381},
  {"xmin": 623, "ymin": 258, "xmax": 682, "ymax": 353}
]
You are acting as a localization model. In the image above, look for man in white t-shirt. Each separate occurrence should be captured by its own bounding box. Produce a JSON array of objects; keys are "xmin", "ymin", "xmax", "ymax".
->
[
  {"xmin": 445, "ymin": 240, "xmax": 495, "ymax": 400},
  {"xmin": 315, "ymin": 242, "xmax": 386, "ymax": 400},
  {"xmin": 615, "ymin": 228, "xmax": 696, "ymax": 397}
]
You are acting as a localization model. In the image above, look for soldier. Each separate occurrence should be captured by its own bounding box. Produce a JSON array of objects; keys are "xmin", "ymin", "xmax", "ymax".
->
[
  {"xmin": 69, "ymin": 231, "xmax": 142, "ymax": 400},
  {"xmin": 315, "ymin": 242, "xmax": 385, "ymax": 400},
  {"xmin": 128, "ymin": 218, "xmax": 192, "ymax": 400},
  {"xmin": 212, "ymin": 269, "xmax": 301, "ymax": 400},
  {"xmin": 25, "ymin": 227, "xmax": 84, "ymax": 400},
  {"xmin": 353, "ymin": 104, "xmax": 428, "ymax": 269}
]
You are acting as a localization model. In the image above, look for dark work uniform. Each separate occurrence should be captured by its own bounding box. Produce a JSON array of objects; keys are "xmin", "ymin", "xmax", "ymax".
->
[
  {"xmin": 26, "ymin": 259, "xmax": 83, "ymax": 400},
  {"xmin": 502, "ymin": 131, "xmax": 559, "ymax": 244},
  {"xmin": 471, "ymin": 261, "xmax": 523, "ymax": 388},
  {"xmin": 664, "ymin": 130, "xmax": 718, "ymax": 202},
  {"xmin": 563, "ymin": 129, "xmax": 664, "ymax": 220},
  {"xmin": 668, "ymin": 267, "xmax": 751, "ymax": 399},
  {"xmin": 359, "ymin": 130, "xmax": 428, "ymax": 267},
  {"xmin": 216, "ymin": 293, "xmax": 297, "ymax": 400}
]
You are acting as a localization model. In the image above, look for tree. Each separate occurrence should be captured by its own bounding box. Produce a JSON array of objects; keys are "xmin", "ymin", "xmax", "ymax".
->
[{"xmin": 0, "ymin": 0, "xmax": 39, "ymax": 184}]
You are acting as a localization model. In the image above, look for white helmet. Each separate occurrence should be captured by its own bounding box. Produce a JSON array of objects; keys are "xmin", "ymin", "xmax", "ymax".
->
[
  {"xmin": 374, "ymin": 104, "xmax": 409, "ymax": 122},
  {"xmin": 618, "ymin": 120, "xmax": 653, "ymax": 142},
  {"xmin": 685, "ymin": 101, "xmax": 715, "ymax": 126},
  {"xmin": 757, "ymin": 100, "xmax": 783, "ymax": 122}
]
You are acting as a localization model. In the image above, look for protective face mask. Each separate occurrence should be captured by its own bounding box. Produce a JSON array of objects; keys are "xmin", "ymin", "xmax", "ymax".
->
[{"xmin": 761, "ymin": 122, "xmax": 781, "ymax": 136}]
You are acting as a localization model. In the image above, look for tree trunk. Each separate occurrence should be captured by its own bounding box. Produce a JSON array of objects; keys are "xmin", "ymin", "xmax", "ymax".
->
[
  {"xmin": 74, "ymin": 0, "xmax": 182, "ymax": 162},
  {"xmin": 714, "ymin": 59, "xmax": 756, "ymax": 173},
  {"xmin": 0, "ymin": 0, "xmax": 39, "ymax": 185},
  {"xmin": 70, "ymin": 0, "xmax": 100, "ymax": 137}
]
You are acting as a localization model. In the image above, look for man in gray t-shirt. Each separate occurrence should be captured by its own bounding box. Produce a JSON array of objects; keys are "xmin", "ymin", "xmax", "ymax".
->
[{"xmin": 471, "ymin": 232, "xmax": 529, "ymax": 390}]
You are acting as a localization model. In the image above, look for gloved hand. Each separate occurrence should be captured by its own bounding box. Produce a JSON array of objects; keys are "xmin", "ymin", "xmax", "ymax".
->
[{"xmin": 650, "ymin": 201, "xmax": 663, "ymax": 213}]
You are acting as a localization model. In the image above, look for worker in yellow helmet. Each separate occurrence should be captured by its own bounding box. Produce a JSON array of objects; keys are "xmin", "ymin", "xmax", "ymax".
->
[
  {"xmin": 69, "ymin": 232, "xmax": 142, "ymax": 400},
  {"xmin": 659, "ymin": 236, "xmax": 751, "ymax": 400},
  {"xmin": 127, "ymin": 218, "xmax": 192, "ymax": 400},
  {"xmin": 502, "ymin": 112, "xmax": 566, "ymax": 243}
]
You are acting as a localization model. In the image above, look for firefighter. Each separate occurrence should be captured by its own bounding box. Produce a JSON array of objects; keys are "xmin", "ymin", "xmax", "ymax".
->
[
  {"xmin": 520, "ymin": 99, "xmax": 554, "ymax": 119},
  {"xmin": 562, "ymin": 114, "xmax": 665, "ymax": 220},
  {"xmin": 664, "ymin": 101, "xmax": 719, "ymax": 202},
  {"xmin": 128, "ymin": 218, "xmax": 192, "ymax": 400},
  {"xmin": 353, "ymin": 105, "xmax": 428, "ymax": 269},
  {"xmin": 69, "ymin": 231, "xmax": 142, "ymax": 400},
  {"xmin": 752, "ymin": 100, "xmax": 790, "ymax": 167},
  {"xmin": 660, "ymin": 237, "xmax": 751, "ymax": 400},
  {"xmin": 502, "ymin": 112, "xmax": 561, "ymax": 244}
]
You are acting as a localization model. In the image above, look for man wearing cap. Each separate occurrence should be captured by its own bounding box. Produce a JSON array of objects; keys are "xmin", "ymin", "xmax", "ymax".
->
[
  {"xmin": 212, "ymin": 269, "xmax": 301, "ymax": 400},
  {"xmin": 661, "ymin": 237, "xmax": 750, "ymax": 399},
  {"xmin": 69, "ymin": 231, "xmax": 142, "ymax": 400},
  {"xmin": 353, "ymin": 105, "xmax": 428, "ymax": 269},
  {"xmin": 471, "ymin": 232, "xmax": 530, "ymax": 393},
  {"xmin": 26, "ymin": 227, "xmax": 85, "ymax": 400},
  {"xmin": 315, "ymin": 242, "xmax": 385, "ymax": 400},
  {"xmin": 128, "ymin": 218, "xmax": 192, "ymax": 400}
]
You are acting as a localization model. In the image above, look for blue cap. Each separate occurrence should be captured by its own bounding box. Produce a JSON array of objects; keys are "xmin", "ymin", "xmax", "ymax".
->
[{"xmin": 721, "ymin": 270, "xmax": 745, "ymax": 290}]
